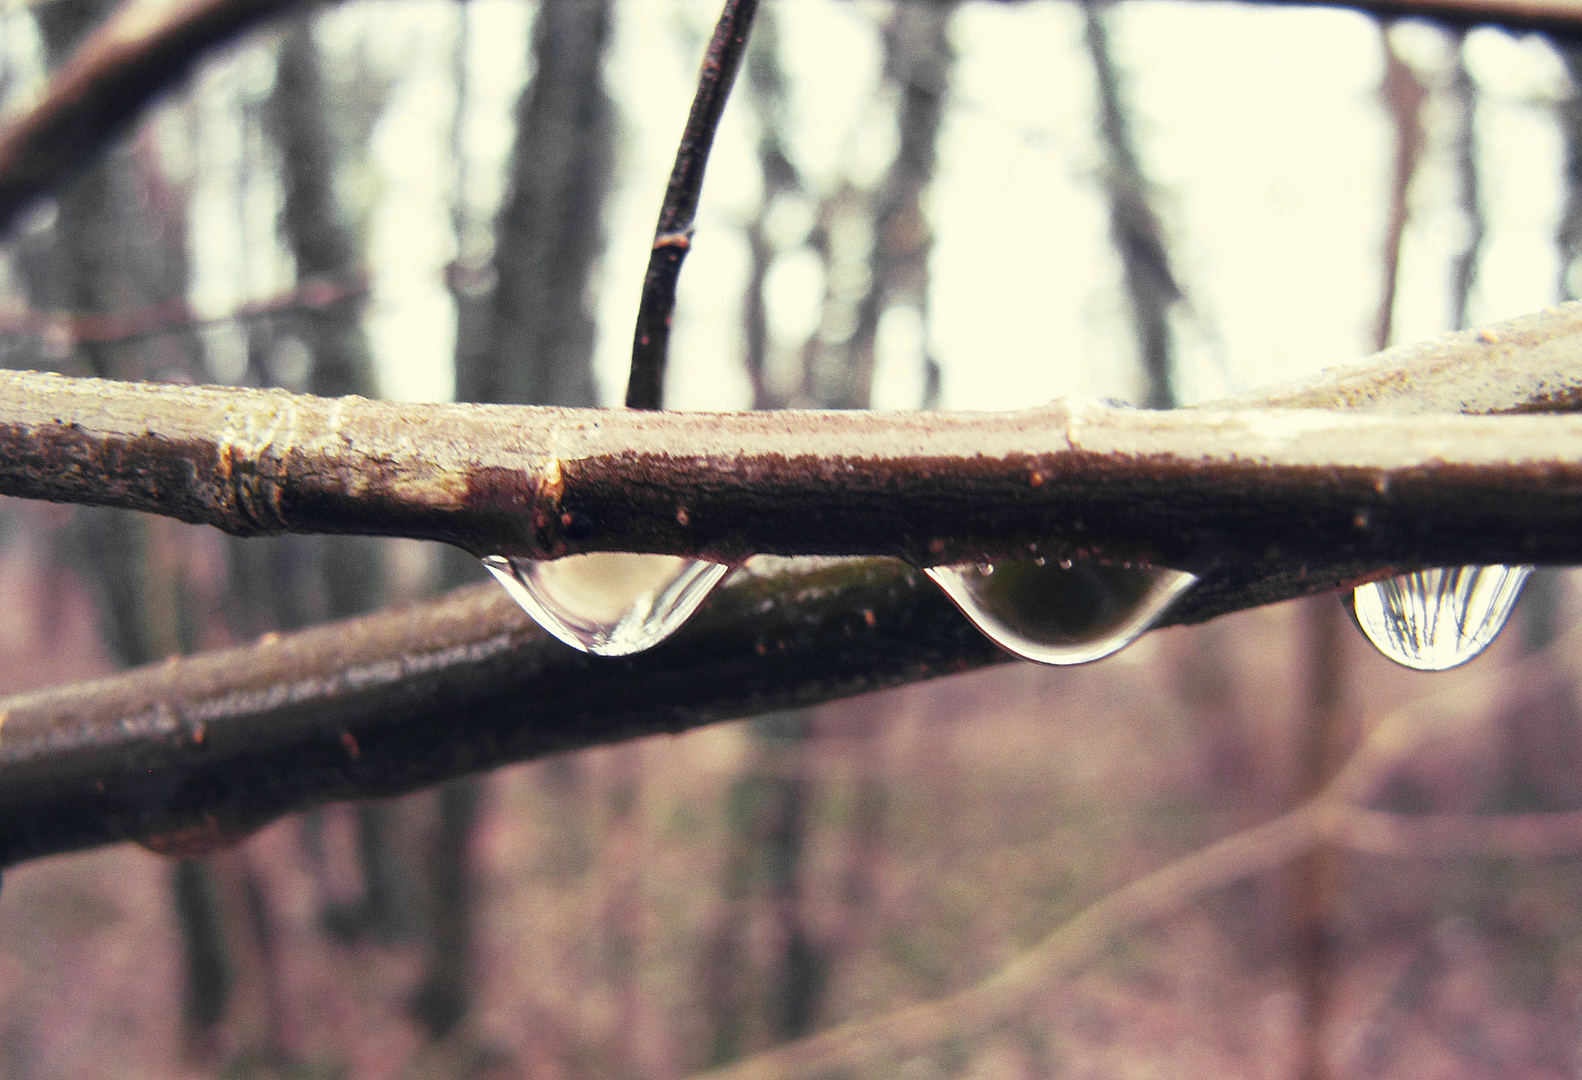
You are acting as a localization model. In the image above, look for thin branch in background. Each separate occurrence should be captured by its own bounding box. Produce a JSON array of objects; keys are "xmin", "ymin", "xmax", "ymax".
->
[
  {"xmin": 680, "ymin": 622, "xmax": 1562, "ymax": 1080},
  {"xmin": 0, "ymin": 0, "xmax": 310, "ymax": 237},
  {"xmin": 1082, "ymin": 0, "xmax": 1182, "ymax": 409},
  {"xmin": 1373, "ymin": 23, "xmax": 1427, "ymax": 352},
  {"xmin": 626, "ymin": 0, "xmax": 760, "ymax": 410},
  {"xmin": 1339, "ymin": 806, "xmax": 1582, "ymax": 857},
  {"xmin": 1450, "ymin": 30, "xmax": 1482, "ymax": 330},
  {"xmin": 1293, "ymin": 29, "xmax": 1426, "ymax": 1078},
  {"xmin": 0, "ymin": 275, "xmax": 366, "ymax": 355}
]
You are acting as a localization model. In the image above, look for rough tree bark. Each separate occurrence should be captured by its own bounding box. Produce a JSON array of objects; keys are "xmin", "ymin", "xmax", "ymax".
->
[
  {"xmin": 5, "ymin": 320, "xmax": 1582, "ymax": 568},
  {"xmin": 0, "ymin": 315, "xmax": 1570, "ymax": 866}
]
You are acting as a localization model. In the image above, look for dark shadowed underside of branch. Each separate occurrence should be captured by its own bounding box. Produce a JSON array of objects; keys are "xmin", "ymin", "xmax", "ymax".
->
[{"xmin": 0, "ymin": 304, "xmax": 1578, "ymax": 864}]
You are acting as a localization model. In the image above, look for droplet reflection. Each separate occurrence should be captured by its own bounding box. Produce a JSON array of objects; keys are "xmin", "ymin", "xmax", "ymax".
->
[
  {"xmin": 1347, "ymin": 564, "xmax": 1533, "ymax": 672},
  {"xmin": 482, "ymin": 552, "xmax": 730, "ymax": 656},
  {"xmin": 926, "ymin": 559, "xmax": 1198, "ymax": 666}
]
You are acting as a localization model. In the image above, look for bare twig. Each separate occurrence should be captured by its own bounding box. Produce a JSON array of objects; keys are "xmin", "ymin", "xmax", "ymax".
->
[
  {"xmin": 626, "ymin": 0, "xmax": 760, "ymax": 409},
  {"xmin": 0, "ymin": 0, "xmax": 310, "ymax": 236},
  {"xmin": 692, "ymin": 804, "xmax": 1337, "ymax": 1080},
  {"xmin": 1374, "ymin": 25, "xmax": 1428, "ymax": 352},
  {"xmin": 1289, "ymin": 0, "xmax": 1582, "ymax": 35},
  {"xmin": 0, "ymin": 274, "xmax": 365, "ymax": 348},
  {"xmin": 1340, "ymin": 807, "xmax": 1582, "ymax": 858},
  {"xmin": 1083, "ymin": 0, "xmax": 1183, "ymax": 409},
  {"xmin": 683, "ymin": 620, "xmax": 1552, "ymax": 1080},
  {"xmin": 8, "ymin": 307, "xmax": 1582, "ymax": 570}
]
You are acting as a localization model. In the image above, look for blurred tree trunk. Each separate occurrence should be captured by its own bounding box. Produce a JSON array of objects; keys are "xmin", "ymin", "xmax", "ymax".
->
[
  {"xmin": 698, "ymin": 11, "xmax": 826, "ymax": 1065},
  {"xmin": 263, "ymin": 19, "xmax": 407, "ymax": 951},
  {"xmin": 825, "ymin": 0, "xmax": 955, "ymax": 410},
  {"xmin": 454, "ymin": 0, "xmax": 611, "ymax": 410},
  {"xmin": 1293, "ymin": 28, "xmax": 1423, "ymax": 1080},
  {"xmin": 741, "ymin": 7, "xmax": 798, "ymax": 412},
  {"xmin": 699, "ymin": 6, "xmax": 958, "ymax": 1066},
  {"xmin": 1528, "ymin": 35, "xmax": 1582, "ymax": 655},
  {"xmin": 420, "ymin": 0, "xmax": 616, "ymax": 1047},
  {"xmin": 1083, "ymin": 0, "xmax": 1181, "ymax": 410},
  {"xmin": 25, "ymin": 0, "xmax": 238, "ymax": 1059}
]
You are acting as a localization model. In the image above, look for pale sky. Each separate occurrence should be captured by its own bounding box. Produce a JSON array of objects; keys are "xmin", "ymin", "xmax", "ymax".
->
[{"xmin": 10, "ymin": 0, "xmax": 1565, "ymax": 415}]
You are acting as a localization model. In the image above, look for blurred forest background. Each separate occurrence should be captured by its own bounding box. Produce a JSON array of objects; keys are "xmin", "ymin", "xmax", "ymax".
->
[{"xmin": 0, "ymin": 0, "xmax": 1581, "ymax": 1077}]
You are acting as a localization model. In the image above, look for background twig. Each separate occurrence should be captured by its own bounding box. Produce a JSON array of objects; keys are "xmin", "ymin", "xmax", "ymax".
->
[
  {"xmin": 626, "ymin": 0, "xmax": 760, "ymax": 409},
  {"xmin": 683, "ymin": 618, "xmax": 1561, "ymax": 1080}
]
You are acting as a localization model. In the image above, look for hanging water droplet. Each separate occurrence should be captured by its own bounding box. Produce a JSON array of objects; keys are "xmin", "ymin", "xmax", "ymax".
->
[
  {"xmin": 1347, "ymin": 564, "xmax": 1533, "ymax": 672},
  {"xmin": 481, "ymin": 552, "xmax": 731, "ymax": 656},
  {"xmin": 925, "ymin": 559, "xmax": 1198, "ymax": 666}
]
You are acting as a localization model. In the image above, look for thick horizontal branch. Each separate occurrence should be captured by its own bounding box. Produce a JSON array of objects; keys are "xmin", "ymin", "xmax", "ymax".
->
[
  {"xmin": 0, "ymin": 305, "xmax": 1575, "ymax": 863},
  {"xmin": 6, "ymin": 304, "xmax": 1582, "ymax": 572},
  {"xmin": 0, "ymin": 560, "xmax": 1002, "ymax": 864},
  {"xmin": 0, "ymin": 549, "xmax": 1454, "ymax": 867}
]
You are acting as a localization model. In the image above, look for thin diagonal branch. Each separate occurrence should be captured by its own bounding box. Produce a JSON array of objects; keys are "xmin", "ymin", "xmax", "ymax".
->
[
  {"xmin": 1340, "ymin": 807, "xmax": 1582, "ymax": 858},
  {"xmin": 626, "ymin": 0, "xmax": 760, "ymax": 409},
  {"xmin": 0, "ymin": 0, "xmax": 311, "ymax": 236},
  {"xmin": 683, "ymin": 619, "xmax": 1556, "ymax": 1080}
]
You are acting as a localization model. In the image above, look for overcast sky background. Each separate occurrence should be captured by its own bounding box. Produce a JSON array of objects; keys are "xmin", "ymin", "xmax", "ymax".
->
[{"xmin": 9, "ymin": 0, "xmax": 1569, "ymax": 417}]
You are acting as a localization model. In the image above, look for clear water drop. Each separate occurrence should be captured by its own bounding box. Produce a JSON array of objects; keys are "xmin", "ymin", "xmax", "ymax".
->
[
  {"xmin": 925, "ymin": 559, "xmax": 1199, "ymax": 666},
  {"xmin": 481, "ymin": 552, "xmax": 730, "ymax": 656},
  {"xmin": 1347, "ymin": 564, "xmax": 1533, "ymax": 672}
]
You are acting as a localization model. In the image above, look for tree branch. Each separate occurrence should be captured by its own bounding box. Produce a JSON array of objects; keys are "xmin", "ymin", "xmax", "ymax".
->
[
  {"xmin": 5, "ymin": 304, "xmax": 1582, "ymax": 571},
  {"xmin": 683, "ymin": 621, "xmax": 1558, "ymax": 1080},
  {"xmin": 0, "ymin": 274, "xmax": 365, "ymax": 348},
  {"xmin": 0, "ymin": 306, "xmax": 1575, "ymax": 864},
  {"xmin": 626, "ymin": 0, "xmax": 760, "ymax": 409},
  {"xmin": 0, "ymin": 0, "xmax": 311, "ymax": 236},
  {"xmin": 1340, "ymin": 807, "xmax": 1582, "ymax": 858}
]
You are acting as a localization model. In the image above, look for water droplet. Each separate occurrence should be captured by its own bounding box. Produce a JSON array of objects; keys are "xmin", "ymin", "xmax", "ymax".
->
[
  {"xmin": 925, "ymin": 559, "xmax": 1198, "ymax": 666},
  {"xmin": 481, "ymin": 552, "xmax": 730, "ymax": 656},
  {"xmin": 1347, "ymin": 564, "xmax": 1533, "ymax": 672}
]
